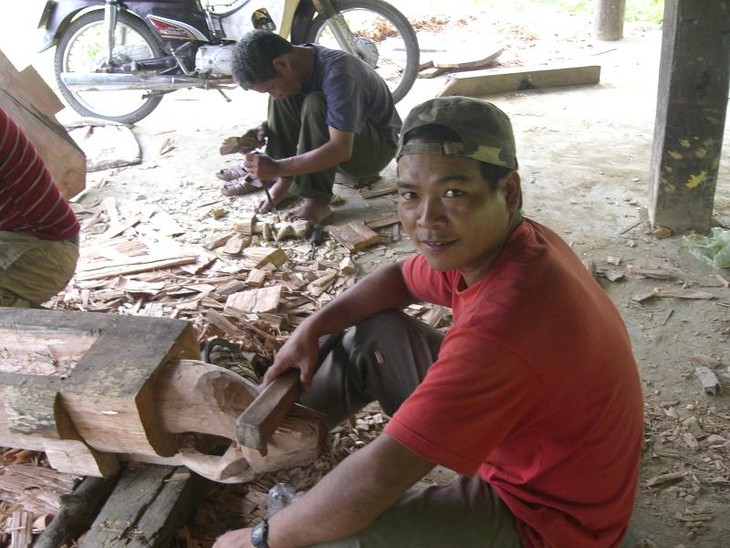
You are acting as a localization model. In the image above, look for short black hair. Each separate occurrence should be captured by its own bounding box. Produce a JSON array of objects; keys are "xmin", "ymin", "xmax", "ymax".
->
[
  {"xmin": 402, "ymin": 124, "xmax": 514, "ymax": 192},
  {"xmin": 231, "ymin": 30, "xmax": 293, "ymax": 89}
]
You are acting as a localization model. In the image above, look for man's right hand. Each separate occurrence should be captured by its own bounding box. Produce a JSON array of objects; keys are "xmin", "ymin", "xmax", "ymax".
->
[{"xmin": 263, "ymin": 323, "xmax": 321, "ymax": 391}]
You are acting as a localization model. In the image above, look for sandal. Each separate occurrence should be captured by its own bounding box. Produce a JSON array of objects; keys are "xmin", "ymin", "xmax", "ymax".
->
[
  {"xmin": 201, "ymin": 337, "xmax": 263, "ymax": 385},
  {"xmin": 216, "ymin": 162, "xmax": 248, "ymax": 182},
  {"xmin": 221, "ymin": 175, "xmax": 266, "ymax": 197}
]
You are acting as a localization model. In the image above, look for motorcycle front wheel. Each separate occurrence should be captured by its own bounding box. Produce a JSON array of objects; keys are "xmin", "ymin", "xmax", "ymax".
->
[
  {"xmin": 305, "ymin": 0, "xmax": 419, "ymax": 103},
  {"xmin": 54, "ymin": 10, "xmax": 165, "ymax": 124}
]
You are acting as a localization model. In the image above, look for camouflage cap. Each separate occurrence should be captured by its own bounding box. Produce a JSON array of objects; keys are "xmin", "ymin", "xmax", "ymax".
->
[{"xmin": 396, "ymin": 96, "xmax": 518, "ymax": 170}]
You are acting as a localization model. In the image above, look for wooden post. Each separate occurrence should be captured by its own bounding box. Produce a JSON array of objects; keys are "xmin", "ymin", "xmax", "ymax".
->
[
  {"xmin": 649, "ymin": 0, "xmax": 730, "ymax": 232},
  {"xmin": 594, "ymin": 0, "xmax": 626, "ymax": 40}
]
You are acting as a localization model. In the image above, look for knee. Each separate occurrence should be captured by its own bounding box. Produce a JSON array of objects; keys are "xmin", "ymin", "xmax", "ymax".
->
[
  {"xmin": 301, "ymin": 92, "xmax": 327, "ymax": 120},
  {"xmin": 344, "ymin": 310, "xmax": 411, "ymax": 351}
]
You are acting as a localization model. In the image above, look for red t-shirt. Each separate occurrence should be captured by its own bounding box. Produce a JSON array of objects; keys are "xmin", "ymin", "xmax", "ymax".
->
[
  {"xmin": 385, "ymin": 219, "xmax": 643, "ymax": 547},
  {"xmin": 0, "ymin": 107, "xmax": 80, "ymax": 241}
]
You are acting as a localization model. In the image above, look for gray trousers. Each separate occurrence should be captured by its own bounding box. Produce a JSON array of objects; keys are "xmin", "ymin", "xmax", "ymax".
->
[
  {"xmin": 300, "ymin": 311, "xmax": 521, "ymax": 548},
  {"xmin": 266, "ymin": 93, "xmax": 396, "ymax": 203}
]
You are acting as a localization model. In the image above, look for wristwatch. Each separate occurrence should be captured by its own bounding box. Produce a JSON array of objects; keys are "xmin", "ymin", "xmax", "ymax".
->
[{"xmin": 250, "ymin": 519, "xmax": 270, "ymax": 548}]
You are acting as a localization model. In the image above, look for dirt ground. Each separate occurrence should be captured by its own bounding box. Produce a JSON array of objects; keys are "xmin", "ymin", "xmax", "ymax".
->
[{"xmin": 4, "ymin": 3, "xmax": 729, "ymax": 547}]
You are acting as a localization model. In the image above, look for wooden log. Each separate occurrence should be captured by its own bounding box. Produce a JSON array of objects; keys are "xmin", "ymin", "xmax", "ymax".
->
[
  {"xmin": 34, "ymin": 476, "xmax": 120, "ymax": 548},
  {"xmin": 594, "ymin": 0, "xmax": 626, "ymax": 41},
  {"xmin": 0, "ymin": 309, "xmax": 199, "ymax": 472},
  {"xmin": 437, "ymin": 64, "xmax": 601, "ymax": 98},
  {"xmin": 0, "ymin": 310, "xmax": 326, "ymax": 482},
  {"xmin": 78, "ymin": 464, "xmax": 203, "ymax": 548},
  {"xmin": 236, "ymin": 370, "xmax": 302, "ymax": 454},
  {"xmin": 0, "ymin": 376, "xmax": 119, "ymax": 477},
  {"xmin": 58, "ymin": 313, "xmax": 200, "ymax": 457}
]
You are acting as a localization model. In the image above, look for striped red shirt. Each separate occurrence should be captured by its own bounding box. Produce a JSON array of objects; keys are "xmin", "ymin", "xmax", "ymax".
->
[{"xmin": 0, "ymin": 107, "xmax": 80, "ymax": 241}]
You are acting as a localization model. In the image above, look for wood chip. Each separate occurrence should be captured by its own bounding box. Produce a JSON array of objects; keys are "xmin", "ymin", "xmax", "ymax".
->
[
  {"xmin": 646, "ymin": 470, "xmax": 687, "ymax": 487},
  {"xmin": 694, "ymin": 366, "xmax": 721, "ymax": 395},
  {"xmin": 225, "ymin": 285, "xmax": 283, "ymax": 314}
]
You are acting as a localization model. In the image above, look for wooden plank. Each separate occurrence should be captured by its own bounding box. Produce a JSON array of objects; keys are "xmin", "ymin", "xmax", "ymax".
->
[
  {"xmin": 329, "ymin": 221, "xmax": 381, "ymax": 252},
  {"xmin": 78, "ymin": 465, "xmax": 203, "ymax": 548},
  {"xmin": 236, "ymin": 370, "xmax": 302, "ymax": 453},
  {"xmin": 0, "ymin": 50, "xmax": 86, "ymax": 199},
  {"xmin": 648, "ymin": 0, "xmax": 729, "ymax": 232},
  {"xmin": 437, "ymin": 64, "xmax": 601, "ymax": 98}
]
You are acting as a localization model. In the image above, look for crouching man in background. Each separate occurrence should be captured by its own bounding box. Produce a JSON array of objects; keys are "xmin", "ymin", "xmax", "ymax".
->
[{"xmin": 0, "ymin": 106, "xmax": 80, "ymax": 308}]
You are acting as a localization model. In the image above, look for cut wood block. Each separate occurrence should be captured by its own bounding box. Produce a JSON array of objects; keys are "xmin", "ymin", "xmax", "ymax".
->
[
  {"xmin": 329, "ymin": 221, "xmax": 381, "ymax": 252},
  {"xmin": 437, "ymin": 64, "xmax": 601, "ymax": 98},
  {"xmin": 233, "ymin": 213, "xmax": 258, "ymax": 235},
  {"xmin": 0, "ymin": 50, "xmax": 86, "ymax": 199},
  {"xmin": 243, "ymin": 246, "xmax": 289, "ymax": 268},
  {"xmin": 78, "ymin": 464, "xmax": 203, "ymax": 548},
  {"xmin": 224, "ymin": 285, "xmax": 282, "ymax": 314}
]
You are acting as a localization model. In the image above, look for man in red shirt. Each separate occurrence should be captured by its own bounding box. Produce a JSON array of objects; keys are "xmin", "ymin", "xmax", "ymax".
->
[
  {"xmin": 0, "ymin": 107, "xmax": 80, "ymax": 307},
  {"xmin": 215, "ymin": 97, "xmax": 643, "ymax": 548}
]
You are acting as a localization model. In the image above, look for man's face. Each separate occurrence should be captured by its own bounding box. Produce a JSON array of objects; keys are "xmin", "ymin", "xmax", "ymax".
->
[
  {"xmin": 251, "ymin": 73, "xmax": 301, "ymax": 99},
  {"xmin": 397, "ymin": 152, "xmax": 519, "ymax": 286},
  {"xmin": 250, "ymin": 57, "xmax": 303, "ymax": 99}
]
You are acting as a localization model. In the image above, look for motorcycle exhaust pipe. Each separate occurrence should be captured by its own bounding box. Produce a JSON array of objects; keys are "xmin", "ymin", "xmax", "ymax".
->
[{"xmin": 60, "ymin": 72, "xmax": 234, "ymax": 92}]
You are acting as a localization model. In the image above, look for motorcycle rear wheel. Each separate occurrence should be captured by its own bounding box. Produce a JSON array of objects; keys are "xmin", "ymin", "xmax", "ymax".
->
[
  {"xmin": 54, "ymin": 10, "xmax": 165, "ymax": 124},
  {"xmin": 305, "ymin": 0, "xmax": 419, "ymax": 103}
]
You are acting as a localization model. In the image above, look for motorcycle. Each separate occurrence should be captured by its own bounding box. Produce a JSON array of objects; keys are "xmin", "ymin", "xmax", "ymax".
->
[{"xmin": 38, "ymin": 0, "xmax": 420, "ymax": 124}]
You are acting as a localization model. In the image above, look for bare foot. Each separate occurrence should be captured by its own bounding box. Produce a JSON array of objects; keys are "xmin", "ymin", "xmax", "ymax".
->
[
  {"xmin": 284, "ymin": 198, "xmax": 332, "ymax": 224},
  {"xmin": 256, "ymin": 177, "xmax": 296, "ymax": 213}
]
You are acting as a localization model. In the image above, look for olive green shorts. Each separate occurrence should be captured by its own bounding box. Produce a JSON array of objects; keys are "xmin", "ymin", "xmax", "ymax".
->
[{"xmin": 0, "ymin": 231, "xmax": 79, "ymax": 308}]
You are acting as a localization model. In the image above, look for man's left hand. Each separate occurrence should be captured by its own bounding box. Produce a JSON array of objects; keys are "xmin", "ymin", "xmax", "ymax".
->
[{"xmin": 213, "ymin": 527, "xmax": 253, "ymax": 548}]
